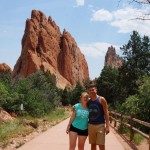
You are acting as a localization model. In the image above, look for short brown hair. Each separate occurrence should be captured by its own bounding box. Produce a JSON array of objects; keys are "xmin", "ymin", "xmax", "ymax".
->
[{"xmin": 88, "ymin": 83, "xmax": 97, "ymax": 89}]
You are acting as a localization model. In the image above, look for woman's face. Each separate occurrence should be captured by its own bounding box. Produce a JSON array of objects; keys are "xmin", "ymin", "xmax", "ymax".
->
[{"xmin": 81, "ymin": 94, "xmax": 89, "ymax": 104}]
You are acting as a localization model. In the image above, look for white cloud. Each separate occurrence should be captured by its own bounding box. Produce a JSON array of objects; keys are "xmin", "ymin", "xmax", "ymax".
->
[
  {"xmin": 91, "ymin": 7, "xmax": 150, "ymax": 36},
  {"xmin": 91, "ymin": 9, "xmax": 113, "ymax": 21},
  {"xmin": 75, "ymin": 0, "xmax": 84, "ymax": 7},
  {"xmin": 79, "ymin": 42, "xmax": 120, "ymax": 58},
  {"xmin": 111, "ymin": 7, "xmax": 150, "ymax": 35}
]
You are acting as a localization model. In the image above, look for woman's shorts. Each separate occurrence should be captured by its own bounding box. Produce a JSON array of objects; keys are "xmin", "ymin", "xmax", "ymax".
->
[{"xmin": 70, "ymin": 124, "xmax": 88, "ymax": 136}]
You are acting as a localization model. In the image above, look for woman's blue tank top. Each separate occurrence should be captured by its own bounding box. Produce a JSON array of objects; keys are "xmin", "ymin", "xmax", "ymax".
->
[{"xmin": 88, "ymin": 96, "xmax": 105, "ymax": 124}]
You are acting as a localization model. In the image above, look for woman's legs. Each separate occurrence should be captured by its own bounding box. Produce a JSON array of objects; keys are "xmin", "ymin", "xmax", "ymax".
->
[
  {"xmin": 78, "ymin": 135, "xmax": 87, "ymax": 150},
  {"xmin": 69, "ymin": 131, "xmax": 78, "ymax": 150}
]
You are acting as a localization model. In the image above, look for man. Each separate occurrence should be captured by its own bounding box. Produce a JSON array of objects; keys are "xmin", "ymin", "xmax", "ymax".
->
[{"xmin": 88, "ymin": 84, "xmax": 110, "ymax": 150}]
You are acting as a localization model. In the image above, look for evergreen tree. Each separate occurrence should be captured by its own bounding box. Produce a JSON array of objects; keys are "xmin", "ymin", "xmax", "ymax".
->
[
  {"xmin": 69, "ymin": 82, "xmax": 86, "ymax": 105},
  {"xmin": 96, "ymin": 66, "xmax": 119, "ymax": 104},
  {"xmin": 61, "ymin": 88, "xmax": 69, "ymax": 106},
  {"xmin": 120, "ymin": 76, "xmax": 150, "ymax": 132},
  {"xmin": 1, "ymin": 71, "xmax": 60, "ymax": 117},
  {"xmin": 119, "ymin": 31, "xmax": 150, "ymax": 100}
]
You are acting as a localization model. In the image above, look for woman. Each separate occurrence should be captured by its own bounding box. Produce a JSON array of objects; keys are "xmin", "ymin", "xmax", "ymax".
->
[{"xmin": 66, "ymin": 92, "xmax": 89, "ymax": 150}]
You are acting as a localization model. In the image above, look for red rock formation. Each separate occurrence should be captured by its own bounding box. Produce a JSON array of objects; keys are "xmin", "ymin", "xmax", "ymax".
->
[
  {"xmin": 0, "ymin": 63, "xmax": 12, "ymax": 73},
  {"xmin": 58, "ymin": 29, "xmax": 89, "ymax": 85},
  {"xmin": 105, "ymin": 46, "xmax": 123, "ymax": 68},
  {"xmin": 12, "ymin": 10, "xmax": 89, "ymax": 89}
]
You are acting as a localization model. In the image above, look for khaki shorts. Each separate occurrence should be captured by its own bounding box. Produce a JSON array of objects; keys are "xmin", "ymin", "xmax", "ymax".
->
[{"xmin": 88, "ymin": 124, "xmax": 105, "ymax": 145}]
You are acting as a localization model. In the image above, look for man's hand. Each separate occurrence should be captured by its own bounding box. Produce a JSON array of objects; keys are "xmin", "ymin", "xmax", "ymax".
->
[{"xmin": 105, "ymin": 126, "xmax": 110, "ymax": 134}]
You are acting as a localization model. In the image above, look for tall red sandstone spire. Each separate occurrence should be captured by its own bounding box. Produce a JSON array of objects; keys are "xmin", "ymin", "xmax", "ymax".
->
[
  {"xmin": 105, "ymin": 46, "xmax": 123, "ymax": 68},
  {"xmin": 12, "ymin": 10, "xmax": 89, "ymax": 88}
]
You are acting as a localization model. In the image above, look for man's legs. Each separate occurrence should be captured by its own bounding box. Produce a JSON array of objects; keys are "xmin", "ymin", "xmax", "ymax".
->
[
  {"xmin": 91, "ymin": 144, "xmax": 105, "ymax": 150},
  {"xmin": 98, "ymin": 144, "xmax": 105, "ymax": 150},
  {"xmin": 89, "ymin": 124, "xmax": 105, "ymax": 150},
  {"xmin": 96, "ymin": 125, "xmax": 105, "ymax": 150},
  {"xmin": 89, "ymin": 124, "xmax": 96, "ymax": 150},
  {"xmin": 91, "ymin": 144, "xmax": 97, "ymax": 150}
]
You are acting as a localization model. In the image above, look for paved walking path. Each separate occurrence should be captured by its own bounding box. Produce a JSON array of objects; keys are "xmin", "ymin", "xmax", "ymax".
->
[{"xmin": 18, "ymin": 118, "xmax": 125, "ymax": 150}]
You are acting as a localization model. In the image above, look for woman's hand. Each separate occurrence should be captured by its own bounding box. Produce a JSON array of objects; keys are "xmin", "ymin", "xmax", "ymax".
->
[
  {"xmin": 66, "ymin": 125, "xmax": 70, "ymax": 134},
  {"xmin": 66, "ymin": 107, "xmax": 75, "ymax": 134}
]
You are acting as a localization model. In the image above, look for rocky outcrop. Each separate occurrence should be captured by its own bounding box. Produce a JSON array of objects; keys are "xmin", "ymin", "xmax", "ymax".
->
[
  {"xmin": 12, "ymin": 10, "xmax": 89, "ymax": 88},
  {"xmin": 105, "ymin": 46, "xmax": 123, "ymax": 68},
  {"xmin": 0, "ymin": 63, "xmax": 12, "ymax": 73},
  {"xmin": 0, "ymin": 108, "xmax": 15, "ymax": 123}
]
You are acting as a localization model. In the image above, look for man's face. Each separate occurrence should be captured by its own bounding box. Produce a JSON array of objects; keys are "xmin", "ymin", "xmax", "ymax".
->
[{"xmin": 88, "ymin": 87, "xmax": 97, "ymax": 97}]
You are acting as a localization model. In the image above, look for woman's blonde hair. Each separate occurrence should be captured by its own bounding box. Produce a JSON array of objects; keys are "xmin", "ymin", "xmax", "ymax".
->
[
  {"xmin": 80, "ymin": 92, "xmax": 89, "ymax": 101},
  {"xmin": 81, "ymin": 92, "xmax": 88, "ymax": 97}
]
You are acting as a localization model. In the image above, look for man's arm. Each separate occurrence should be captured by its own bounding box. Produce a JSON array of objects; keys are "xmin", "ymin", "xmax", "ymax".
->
[{"xmin": 100, "ymin": 97, "xmax": 110, "ymax": 134}]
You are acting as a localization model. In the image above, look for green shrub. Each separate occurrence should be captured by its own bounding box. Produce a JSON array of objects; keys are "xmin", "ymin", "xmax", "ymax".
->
[{"xmin": 133, "ymin": 133, "xmax": 144, "ymax": 145}]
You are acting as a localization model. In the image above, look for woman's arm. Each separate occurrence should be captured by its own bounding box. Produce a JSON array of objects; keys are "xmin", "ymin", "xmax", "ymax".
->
[{"xmin": 66, "ymin": 107, "xmax": 76, "ymax": 134}]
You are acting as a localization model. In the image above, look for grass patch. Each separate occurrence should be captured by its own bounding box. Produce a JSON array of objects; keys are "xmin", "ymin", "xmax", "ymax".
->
[
  {"xmin": 117, "ymin": 124, "xmax": 144, "ymax": 145},
  {"xmin": 43, "ymin": 108, "xmax": 70, "ymax": 121},
  {"xmin": 0, "ymin": 108, "xmax": 70, "ymax": 148},
  {"xmin": 0, "ymin": 120, "xmax": 33, "ymax": 148},
  {"xmin": 133, "ymin": 133, "xmax": 144, "ymax": 145}
]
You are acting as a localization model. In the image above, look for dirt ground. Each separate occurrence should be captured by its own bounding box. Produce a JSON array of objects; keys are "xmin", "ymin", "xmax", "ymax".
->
[{"xmin": 0, "ymin": 119, "xmax": 149, "ymax": 150}]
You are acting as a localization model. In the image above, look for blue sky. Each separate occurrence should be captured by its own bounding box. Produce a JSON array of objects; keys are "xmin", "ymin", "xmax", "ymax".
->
[{"xmin": 0, "ymin": 0, "xmax": 150, "ymax": 79}]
